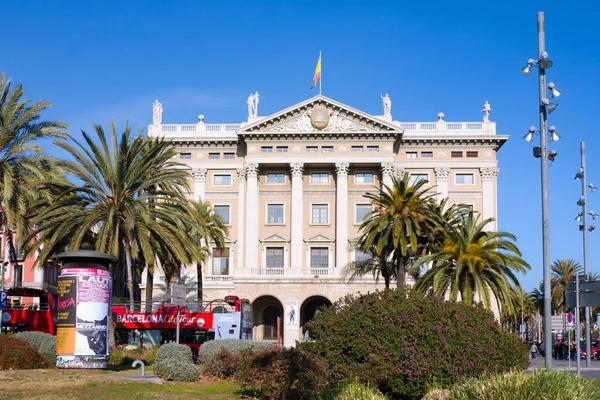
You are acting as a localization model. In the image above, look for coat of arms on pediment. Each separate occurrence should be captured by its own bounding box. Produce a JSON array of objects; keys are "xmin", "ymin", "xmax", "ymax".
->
[{"xmin": 237, "ymin": 95, "xmax": 401, "ymax": 135}]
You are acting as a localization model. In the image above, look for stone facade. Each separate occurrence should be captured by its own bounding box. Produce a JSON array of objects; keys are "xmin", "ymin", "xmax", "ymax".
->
[{"xmin": 145, "ymin": 95, "xmax": 507, "ymax": 346}]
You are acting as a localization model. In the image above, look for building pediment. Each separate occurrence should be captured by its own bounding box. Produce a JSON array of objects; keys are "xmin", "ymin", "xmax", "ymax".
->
[
  {"xmin": 260, "ymin": 233, "xmax": 289, "ymax": 242},
  {"xmin": 305, "ymin": 233, "xmax": 334, "ymax": 243},
  {"xmin": 237, "ymin": 95, "xmax": 403, "ymax": 136}
]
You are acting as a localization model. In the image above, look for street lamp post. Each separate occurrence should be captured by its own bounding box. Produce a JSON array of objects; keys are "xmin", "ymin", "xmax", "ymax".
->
[
  {"xmin": 521, "ymin": 11, "xmax": 561, "ymax": 369},
  {"xmin": 575, "ymin": 142, "xmax": 595, "ymax": 367}
]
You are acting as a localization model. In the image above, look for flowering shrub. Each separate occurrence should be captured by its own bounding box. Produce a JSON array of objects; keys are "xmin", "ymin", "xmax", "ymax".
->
[
  {"xmin": 14, "ymin": 331, "xmax": 56, "ymax": 365},
  {"xmin": 0, "ymin": 335, "xmax": 52, "ymax": 370},
  {"xmin": 306, "ymin": 289, "xmax": 529, "ymax": 400},
  {"xmin": 236, "ymin": 347, "xmax": 330, "ymax": 400}
]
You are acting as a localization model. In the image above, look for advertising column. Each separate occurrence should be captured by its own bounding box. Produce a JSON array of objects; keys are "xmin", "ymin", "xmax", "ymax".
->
[{"xmin": 56, "ymin": 267, "xmax": 111, "ymax": 368}]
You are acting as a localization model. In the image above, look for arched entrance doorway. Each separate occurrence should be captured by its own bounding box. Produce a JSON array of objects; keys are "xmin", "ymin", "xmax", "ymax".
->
[
  {"xmin": 300, "ymin": 296, "xmax": 331, "ymax": 341},
  {"xmin": 252, "ymin": 295, "xmax": 283, "ymax": 343}
]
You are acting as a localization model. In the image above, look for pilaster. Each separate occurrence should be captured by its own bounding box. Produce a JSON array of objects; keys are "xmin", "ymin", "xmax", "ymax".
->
[
  {"xmin": 237, "ymin": 168, "xmax": 246, "ymax": 269},
  {"xmin": 335, "ymin": 162, "xmax": 349, "ymax": 276},
  {"xmin": 290, "ymin": 162, "xmax": 304, "ymax": 272},
  {"xmin": 245, "ymin": 162, "xmax": 259, "ymax": 269},
  {"xmin": 434, "ymin": 167, "xmax": 450, "ymax": 201},
  {"xmin": 480, "ymin": 166, "xmax": 499, "ymax": 231},
  {"xmin": 192, "ymin": 168, "xmax": 207, "ymax": 202}
]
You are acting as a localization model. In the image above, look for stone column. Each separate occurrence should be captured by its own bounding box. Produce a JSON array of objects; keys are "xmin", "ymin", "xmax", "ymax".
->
[
  {"xmin": 237, "ymin": 167, "xmax": 246, "ymax": 270},
  {"xmin": 335, "ymin": 162, "xmax": 349, "ymax": 276},
  {"xmin": 381, "ymin": 162, "xmax": 395, "ymax": 188},
  {"xmin": 480, "ymin": 167, "xmax": 499, "ymax": 231},
  {"xmin": 245, "ymin": 162, "xmax": 259, "ymax": 269},
  {"xmin": 192, "ymin": 168, "xmax": 207, "ymax": 202},
  {"xmin": 434, "ymin": 167, "xmax": 450, "ymax": 201},
  {"xmin": 290, "ymin": 162, "xmax": 304, "ymax": 272}
]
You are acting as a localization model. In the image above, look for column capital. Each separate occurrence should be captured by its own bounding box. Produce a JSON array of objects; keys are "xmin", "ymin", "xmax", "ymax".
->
[
  {"xmin": 237, "ymin": 167, "xmax": 246, "ymax": 182},
  {"xmin": 380, "ymin": 162, "xmax": 396, "ymax": 177},
  {"xmin": 480, "ymin": 166, "xmax": 499, "ymax": 181},
  {"xmin": 192, "ymin": 168, "xmax": 207, "ymax": 182},
  {"xmin": 335, "ymin": 162, "xmax": 349, "ymax": 176},
  {"xmin": 290, "ymin": 162, "xmax": 304, "ymax": 177},
  {"xmin": 245, "ymin": 162, "xmax": 259, "ymax": 178},
  {"xmin": 434, "ymin": 167, "xmax": 450, "ymax": 181}
]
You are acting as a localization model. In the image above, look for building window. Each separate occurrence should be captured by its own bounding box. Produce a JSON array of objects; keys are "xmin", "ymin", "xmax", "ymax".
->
[
  {"xmin": 214, "ymin": 205, "xmax": 230, "ymax": 225},
  {"xmin": 267, "ymin": 204, "xmax": 284, "ymax": 224},
  {"xmin": 322, "ymin": 146, "xmax": 333, "ymax": 152},
  {"xmin": 213, "ymin": 174, "xmax": 232, "ymax": 185},
  {"xmin": 459, "ymin": 204, "xmax": 475, "ymax": 220},
  {"xmin": 455, "ymin": 173, "xmax": 474, "ymax": 185},
  {"xmin": 409, "ymin": 173, "xmax": 429, "ymax": 185},
  {"xmin": 212, "ymin": 248, "xmax": 230, "ymax": 275},
  {"xmin": 311, "ymin": 204, "xmax": 328, "ymax": 224},
  {"xmin": 224, "ymin": 153, "xmax": 235, "ymax": 159},
  {"xmin": 311, "ymin": 173, "xmax": 329, "ymax": 184},
  {"xmin": 352, "ymin": 146, "xmax": 363, "ymax": 152},
  {"xmin": 209, "ymin": 153, "xmax": 220, "ymax": 159},
  {"xmin": 466, "ymin": 151, "xmax": 478, "ymax": 158},
  {"xmin": 451, "ymin": 151, "xmax": 463, "ymax": 158},
  {"xmin": 421, "ymin": 151, "xmax": 433, "ymax": 158},
  {"xmin": 267, "ymin": 173, "xmax": 285, "ymax": 184},
  {"xmin": 367, "ymin": 146, "xmax": 379, "ymax": 152},
  {"xmin": 355, "ymin": 172, "xmax": 374, "ymax": 184},
  {"xmin": 277, "ymin": 146, "xmax": 288, "ymax": 153},
  {"xmin": 266, "ymin": 247, "xmax": 284, "ymax": 269},
  {"xmin": 307, "ymin": 146, "xmax": 318, "ymax": 153},
  {"xmin": 355, "ymin": 250, "xmax": 372, "ymax": 264},
  {"xmin": 261, "ymin": 146, "xmax": 273, "ymax": 153},
  {"xmin": 406, "ymin": 152, "xmax": 417, "ymax": 159},
  {"xmin": 356, "ymin": 204, "xmax": 372, "ymax": 223},
  {"xmin": 311, "ymin": 248, "xmax": 329, "ymax": 269},
  {"xmin": 180, "ymin": 153, "xmax": 191, "ymax": 159}
]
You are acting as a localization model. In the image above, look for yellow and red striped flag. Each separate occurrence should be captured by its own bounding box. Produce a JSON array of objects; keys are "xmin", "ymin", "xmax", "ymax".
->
[{"xmin": 310, "ymin": 53, "xmax": 321, "ymax": 90}]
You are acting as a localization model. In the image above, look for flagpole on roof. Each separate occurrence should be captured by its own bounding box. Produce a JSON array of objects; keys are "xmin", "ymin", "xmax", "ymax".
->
[{"xmin": 319, "ymin": 50, "xmax": 322, "ymax": 96}]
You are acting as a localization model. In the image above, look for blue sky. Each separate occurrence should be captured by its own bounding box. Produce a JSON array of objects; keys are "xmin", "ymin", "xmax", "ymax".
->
[{"xmin": 3, "ymin": 1, "xmax": 600, "ymax": 291}]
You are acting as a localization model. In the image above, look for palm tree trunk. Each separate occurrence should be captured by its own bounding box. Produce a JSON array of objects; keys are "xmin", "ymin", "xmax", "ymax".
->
[
  {"xmin": 124, "ymin": 238, "xmax": 135, "ymax": 311},
  {"xmin": 197, "ymin": 262, "xmax": 203, "ymax": 311},
  {"xmin": 145, "ymin": 267, "xmax": 154, "ymax": 312},
  {"xmin": 396, "ymin": 252, "xmax": 406, "ymax": 288}
]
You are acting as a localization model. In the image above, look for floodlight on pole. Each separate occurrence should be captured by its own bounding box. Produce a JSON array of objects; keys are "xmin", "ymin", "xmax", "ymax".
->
[
  {"xmin": 541, "ymin": 98, "xmax": 558, "ymax": 114},
  {"xmin": 523, "ymin": 126, "xmax": 536, "ymax": 142},
  {"xmin": 548, "ymin": 126, "xmax": 561, "ymax": 142},
  {"xmin": 548, "ymin": 82, "xmax": 561, "ymax": 98},
  {"xmin": 539, "ymin": 51, "xmax": 554, "ymax": 69},
  {"xmin": 520, "ymin": 59, "xmax": 536, "ymax": 75},
  {"xmin": 588, "ymin": 183, "xmax": 597, "ymax": 193}
]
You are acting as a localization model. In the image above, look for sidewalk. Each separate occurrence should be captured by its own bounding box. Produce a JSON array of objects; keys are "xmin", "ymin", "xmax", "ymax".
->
[{"xmin": 528, "ymin": 356, "xmax": 600, "ymax": 377}]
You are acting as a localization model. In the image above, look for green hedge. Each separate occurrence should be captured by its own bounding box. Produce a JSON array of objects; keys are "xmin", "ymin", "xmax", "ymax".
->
[
  {"xmin": 0, "ymin": 335, "xmax": 52, "ymax": 370},
  {"xmin": 13, "ymin": 331, "xmax": 56, "ymax": 365},
  {"xmin": 153, "ymin": 343, "xmax": 199, "ymax": 382},
  {"xmin": 307, "ymin": 289, "xmax": 529, "ymax": 400}
]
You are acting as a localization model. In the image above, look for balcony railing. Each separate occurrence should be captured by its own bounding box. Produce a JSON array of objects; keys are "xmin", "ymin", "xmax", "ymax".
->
[
  {"xmin": 305, "ymin": 268, "xmax": 330, "ymax": 276},
  {"xmin": 400, "ymin": 121, "xmax": 496, "ymax": 136},
  {"xmin": 149, "ymin": 124, "xmax": 241, "ymax": 135},
  {"xmin": 204, "ymin": 275, "xmax": 233, "ymax": 282},
  {"xmin": 251, "ymin": 268, "xmax": 285, "ymax": 276}
]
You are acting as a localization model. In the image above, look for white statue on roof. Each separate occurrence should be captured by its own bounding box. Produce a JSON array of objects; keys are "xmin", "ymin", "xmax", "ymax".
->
[
  {"xmin": 152, "ymin": 100, "xmax": 163, "ymax": 125},
  {"xmin": 482, "ymin": 101, "xmax": 491, "ymax": 122},
  {"xmin": 381, "ymin": 93, "xmax": 391, "ymax": 117},
  {"xmin": 247, "ymin": 92, "xmax": 260, "ymax": 118}
]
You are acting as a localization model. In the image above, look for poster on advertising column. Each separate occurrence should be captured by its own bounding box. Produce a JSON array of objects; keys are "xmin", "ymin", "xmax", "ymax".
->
[
  {"xmin": 285, "ymin": 301, "xmax": 298, "ymax": 329},
  {"xmin": 75, "ymin": 273, "xmax": 110, "ymax": 356},
  {"xmin": 55, "ymin": 276, "xmax": 77, "ymax": 354}
]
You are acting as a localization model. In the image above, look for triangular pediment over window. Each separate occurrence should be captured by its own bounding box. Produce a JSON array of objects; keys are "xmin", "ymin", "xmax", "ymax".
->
[
  {"xmin": 237, "ymin": 95, "xmax": 403, "ymax": 136},
  {"xmin": 305, "ymin": 233, "xmax": 334, "ymax": 243},
  {"xmin": 260, "ymin": 233, "xmax": 289, "ymax": 243}
]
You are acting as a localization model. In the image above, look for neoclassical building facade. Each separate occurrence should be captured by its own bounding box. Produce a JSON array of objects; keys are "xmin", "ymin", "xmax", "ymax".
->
[{"xmin": 145, "ymin": 94, "xmax": 507, "ymax": 346}]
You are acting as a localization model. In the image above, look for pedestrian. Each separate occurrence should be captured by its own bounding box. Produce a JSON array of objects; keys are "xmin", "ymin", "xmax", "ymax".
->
[{"xmin": 530, "ymin": 342, "xmax": 538, "ymax": 360}]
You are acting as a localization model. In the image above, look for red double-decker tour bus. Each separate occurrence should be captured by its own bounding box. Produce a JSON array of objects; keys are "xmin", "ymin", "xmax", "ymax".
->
[
  {"xmin": 0, "ymin": 287, "xmax": 55, "ymax": 334},
  {"xmin": 112, "ymin": 295, "xmax": 252, "ymax": 357}
]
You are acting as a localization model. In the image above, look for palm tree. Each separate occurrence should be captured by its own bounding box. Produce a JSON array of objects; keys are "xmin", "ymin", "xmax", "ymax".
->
[
  {"xmin": 188, "ymin": 201, "xmax": 227, "ymax": 304},
  {"xmin": 411, "ymin": 214, "xmax": 530, "ymax": 316},
  {"xmin": 550, "ymin": 259, "xmax": 582, "ymax": 314},
  {"xmin": 27, "ymin": 121, "xmax": 200, "ymax": 309},
  {"xmin": 342, "ymin": 242, "xmax": 395, "ymax": 288},
  {"xmin": 357, "ymin": 172, "xmax": 438, "ymax": 288},
  {"xmin": 0, "ymin": 73, "xmax": 67, "ymax": 286}
]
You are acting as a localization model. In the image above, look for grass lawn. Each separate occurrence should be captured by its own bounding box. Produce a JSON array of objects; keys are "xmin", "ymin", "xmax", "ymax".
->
[{"xmin": 0, "ymin": 366, "xmax": 242, "ymax": 400}]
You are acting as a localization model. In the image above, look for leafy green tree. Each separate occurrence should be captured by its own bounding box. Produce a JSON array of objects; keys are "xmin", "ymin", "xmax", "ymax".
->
[
  {"xmin": 412, "ymin": 214, "xmax": 529, "ymax": 316},
  {"xmin": 27, "ymin": 121, "xmax": 200, "ymax": 309},
  {"xmin": 356, "ymin": 173, "xmax": 438, "ymax": 288},
  {"xmin": 0, "ymin": 73, "xmax": 67, "ymax": 286}
]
